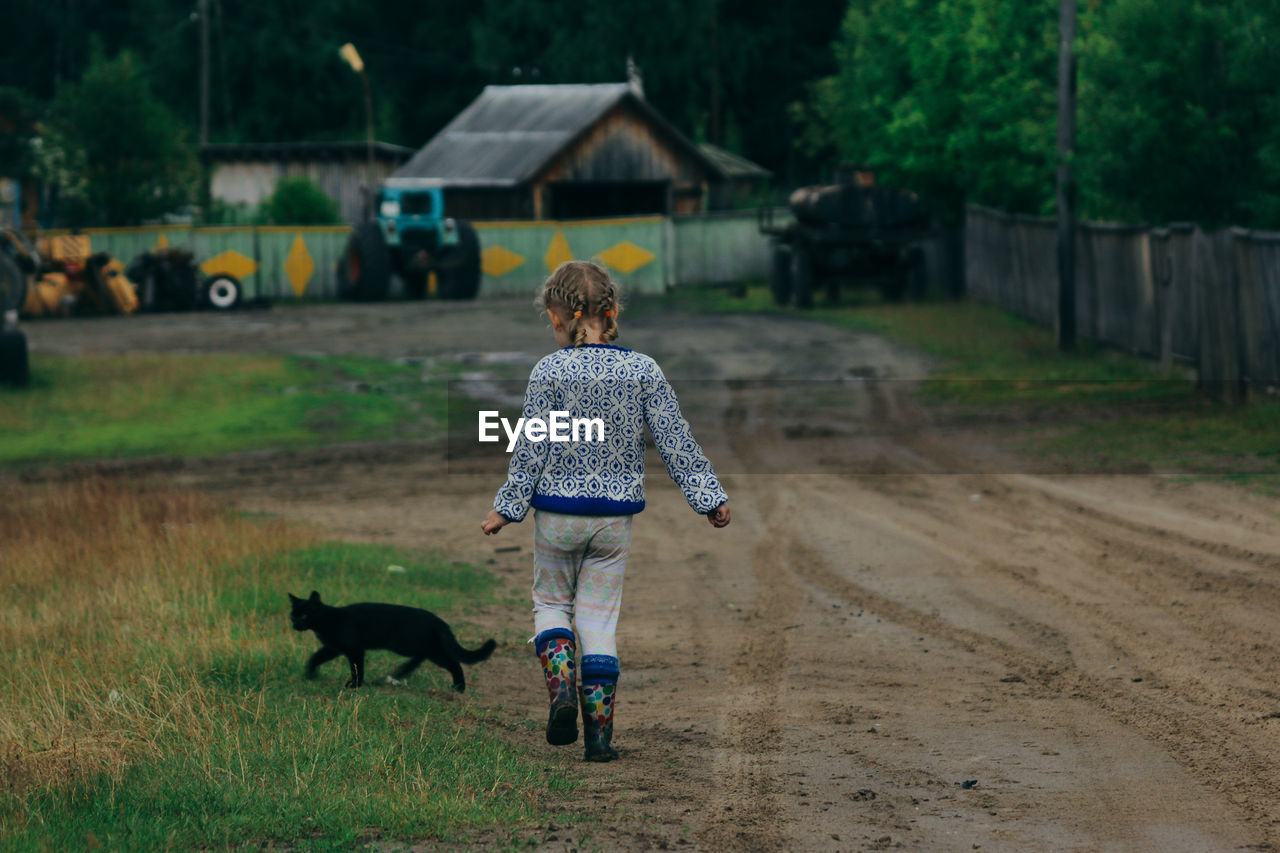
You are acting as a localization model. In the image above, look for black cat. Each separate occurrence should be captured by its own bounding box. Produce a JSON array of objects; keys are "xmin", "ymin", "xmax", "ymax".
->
[{"xmin": 288, "ymin": 590, "xmax": 496, "ymax": 692}]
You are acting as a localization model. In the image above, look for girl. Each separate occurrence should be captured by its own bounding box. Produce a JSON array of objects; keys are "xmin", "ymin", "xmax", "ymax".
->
[{"xmin": 481, "ymin": 260, "xmax": 730, "ymax": 762}]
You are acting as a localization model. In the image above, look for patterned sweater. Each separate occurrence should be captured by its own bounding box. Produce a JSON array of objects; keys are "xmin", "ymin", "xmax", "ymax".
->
[{"xmin": 492, "ymin": 344, "xmax": 727, "ymax": 521}]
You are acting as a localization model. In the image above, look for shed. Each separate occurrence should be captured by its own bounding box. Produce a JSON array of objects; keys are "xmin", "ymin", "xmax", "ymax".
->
[
  {"xmin": 202, "ymin": 141, "xmax": 415, "ymax": 224},
  {"xmin": 394, "ymin": 83, "xmax": 727, "ymax": 220}
]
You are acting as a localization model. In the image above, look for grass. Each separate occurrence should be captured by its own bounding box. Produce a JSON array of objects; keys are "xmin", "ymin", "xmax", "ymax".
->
[
  {"xmin": 664, "ymin": 284, "xmax": 1280, "ymax": 484},
  {"xmin": 0, "ymin": 481, "xmax": 574, "ymax": 851},
  {"xmin": 0, "ymin": 352, "xmax": 462, "ymax": 467}
]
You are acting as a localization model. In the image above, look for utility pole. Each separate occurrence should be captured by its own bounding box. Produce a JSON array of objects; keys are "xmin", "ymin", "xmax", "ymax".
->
[
  {"xmin": 199, "ymin": 0, "xmax": 210, "ymax": 146},
  {"xmin": 709, "ymin": 3, "xmax": 722, "ymax": 146},
  {"xmin": 1056, "ymin": 0, "xmax": 1077, "ymax": 350},
  {"xmin": 339, "ymin": 44, "xmax": 376, "ymax": 216}
]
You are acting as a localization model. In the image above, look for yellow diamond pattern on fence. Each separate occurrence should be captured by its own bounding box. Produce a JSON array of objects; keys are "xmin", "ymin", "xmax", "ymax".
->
[
  {"xmin": 544, "ymin": 228, "xmax": 573, "ymax": 272},
  {"xmin": 154, "ymin": 233, "xmax": 169, "ymax": 250},
  {"xmin": 596, "ymin": 241, "xmax": 656, "ymax": 274},
  {"xmin": 283, "ymin": 234, "xmax": 315, "ymax": 297},
  {"xmin": 482, "ymin": 245, "xmax": 525, "ymax": 277},
  {"xmin": 200, "ymin": 250, "xmax": 257, "ymax": 280}
]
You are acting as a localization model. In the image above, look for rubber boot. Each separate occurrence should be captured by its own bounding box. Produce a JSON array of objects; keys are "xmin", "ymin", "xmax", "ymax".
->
[
  {"xmin": 579, "ymin": 655, "xmax": 620, "ymax": 762},
  {"xmin": 535, "ymin": 628, "xmax": 578, "ymax": 746}
]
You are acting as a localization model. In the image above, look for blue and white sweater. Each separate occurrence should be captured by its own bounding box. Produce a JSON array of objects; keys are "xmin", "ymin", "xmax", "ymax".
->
[{"xmin": 493, "ymin": 344, "xmax": 727, "ymax": 521}]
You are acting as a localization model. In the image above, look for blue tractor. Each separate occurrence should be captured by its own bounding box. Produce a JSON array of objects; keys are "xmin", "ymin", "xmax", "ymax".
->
[{"xmin": 336, "ymin": 178, "xmax": 481, "ymax": 301}]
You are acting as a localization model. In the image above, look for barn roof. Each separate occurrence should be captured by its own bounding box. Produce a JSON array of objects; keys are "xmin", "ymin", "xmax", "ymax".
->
[
  {"xmin": 394, "ymin": 83, "xmax": 716, "ymax": 187},
  {"xmin": 698, "ymin": 143, "xmax": 772, "ymax": 179}
]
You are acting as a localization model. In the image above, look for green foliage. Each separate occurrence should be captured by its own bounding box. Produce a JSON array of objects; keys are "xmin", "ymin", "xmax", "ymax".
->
[
  {"xmin": 799, "ymin": 0, "xmax": 1057, "ymax": 220},
  {"xmin": 470, "ymin": 0, "xmax": 846, "ymax": 183},
  {"xmin": 0, "ymin": 0, "xmax": 846, "ymax": 194},
  {"xmin": 802, "ymin": 0, "xmax": 1280, "ymax": 228},
  {"xmin": 1077, "ymin": 0, "xmax": 1280, "ymax": 226},
  {"xmin": 46, "ymin": 49, "xmax": 199, "ymax": 226},
  {"xmin": 255, "ymin": 176, "xmax": 343, "ymax": 225},
  {"xmin": 0, "ymin": 87, "xmax": 40, "ymax": 181}
]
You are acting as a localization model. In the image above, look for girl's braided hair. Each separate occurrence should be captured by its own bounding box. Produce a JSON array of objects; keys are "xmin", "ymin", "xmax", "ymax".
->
[{"xmin": 537, "ymin": 260, "xmax": 621, "ymax": 346}]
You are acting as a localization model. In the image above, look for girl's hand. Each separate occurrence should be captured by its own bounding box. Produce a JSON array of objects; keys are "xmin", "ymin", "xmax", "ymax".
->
[
  {"xmin": 707, "ymin": 503, "xmax": 731, "ymax": 528},
  {"xmin": 482, "ymin": 510, "xmax": 510, "ymax": 535}
]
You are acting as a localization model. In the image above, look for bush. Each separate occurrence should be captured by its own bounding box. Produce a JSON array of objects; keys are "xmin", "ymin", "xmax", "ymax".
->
[{"xmin": 255, "ymin": 176, "xmax": 342, "ymax": 225}]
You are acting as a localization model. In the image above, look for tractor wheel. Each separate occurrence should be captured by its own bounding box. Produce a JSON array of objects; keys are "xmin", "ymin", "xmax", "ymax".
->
[
  {"xmin": 0, "ymin": 329, "xmax": 30, "ymax": 387},
  {"xmin": 126, "ymin": 255, "xmax": 156, "ymax": 311},
  {"xmin": 203, "ymin": 274, "xmax": 242, "ymax": 310},
  {"xmin": 0, "ymin": 253, "xmax": 26, "ymax": 317},
  {"xmin": 337, "ymin": 221, "xmax": 391, "ymax": 302},
  {"xmin": 770, "ymin": 246, "xmax": 792, "ymax": 307},
  {"xmin": 905, "ymin": 246, "xmax": 928, "ymax": 300},
  {"xmin": 436, "ymin": 221, "xmax": 481, "ymax": 301},
  {"xmin": 791, "ymin": 245, "xmax": 814, "ymax": 309}
]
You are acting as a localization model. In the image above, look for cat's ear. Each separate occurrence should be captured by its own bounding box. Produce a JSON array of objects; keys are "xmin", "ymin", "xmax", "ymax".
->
[
  {"xmin": 288, "ymin": 592, "xmax": 300, "ymax": 603},
  {"xmin": 309, "ymin": 590, "xmax": 321, "ymax": 603}
]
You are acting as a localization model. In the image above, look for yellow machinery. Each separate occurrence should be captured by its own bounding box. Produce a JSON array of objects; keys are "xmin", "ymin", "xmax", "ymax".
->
[{"xmin": 0, "ymin": 229, "xmax": 139, "ymax": 318}]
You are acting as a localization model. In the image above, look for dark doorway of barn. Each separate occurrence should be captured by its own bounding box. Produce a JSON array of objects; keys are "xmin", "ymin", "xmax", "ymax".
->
[{"xmin": 548, "ymin": 181, "xmax": 670, "ymax": 218}]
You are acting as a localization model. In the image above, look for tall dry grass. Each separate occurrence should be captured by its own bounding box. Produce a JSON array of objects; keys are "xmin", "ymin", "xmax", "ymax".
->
[{"xmin": 0, "ymin": 478, "xmax": 309, "ymax": 799}]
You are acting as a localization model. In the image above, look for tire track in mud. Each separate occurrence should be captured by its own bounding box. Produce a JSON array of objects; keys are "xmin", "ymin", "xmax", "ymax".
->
[
  {"xmin": 910, "ymin": 476, "xmax": 1280, "ymax": 691},
  {"xmin": 784, "ymin": 516, "xmax": 1280, "ymax": 845},
  {"xmin": 803, "ymin": 472, "xmax": 1280, "ymax": 845},
  {"xmin": 722, "ymin": 371, "xmax": 1277, "ymax": 844},
  {"xmin": 694, "ymin": 383, "xmax": 803, "ymax": 851},
  {"xmin": 1031, "ymin": 485, "xmax": 1280, "ymax": 577},
  {"xmin": 859, "ymin": 471, "xmax": 1280, "ymax": 665}
]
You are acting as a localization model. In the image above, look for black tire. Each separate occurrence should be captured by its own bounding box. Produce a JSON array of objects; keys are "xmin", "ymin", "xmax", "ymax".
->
[
  {"xmin": 436, "ymin": 221, "xmax": 481, "ymax": 301},
  {"xmin": 336, "ymin": 221, "xmax": 391, "ymax": 302},
  {"xmin": 905, "ymin": 247, "xmax": 928, "ymax": 300},
  {"xmin": 770, "ymin": 246, "xmax": 792, "ymax": 307},
  {"xmin": 203, "ymin": 274, "xmax": 242, "ymax": 310},
  {"xmin": 791, "ymin": 245, "xmax": 814, "ymax": 309},
  {"xmin": 0, "ymin": 252, "xmax": 26, "ymax": 316},
  {"xmin": 882, "ymin": 250, "xmax": 919, "ymax": 303},
  {"xmin": 126, "ymin": 255, "xmax": 156, "ymax": 311},
  {"xmin": 0, "ymin": 329, "xmax": 30, "ymax": 387}
]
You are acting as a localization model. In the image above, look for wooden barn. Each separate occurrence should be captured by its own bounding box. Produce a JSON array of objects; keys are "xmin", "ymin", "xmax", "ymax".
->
[{"xmin": 393, "ymin": 83, "xmax": 756, "ymax": 220}]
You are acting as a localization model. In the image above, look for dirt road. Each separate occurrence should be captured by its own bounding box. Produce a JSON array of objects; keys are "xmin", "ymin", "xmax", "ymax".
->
[{"xmin": 23, "ymin": 301, "xmax": 1280, "ymax": 850}]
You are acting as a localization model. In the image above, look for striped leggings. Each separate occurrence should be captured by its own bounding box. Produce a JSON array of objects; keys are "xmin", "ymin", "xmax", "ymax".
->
[{"xmin": 532, "ymin": 510, "xmax": 632, "ymax": 660}]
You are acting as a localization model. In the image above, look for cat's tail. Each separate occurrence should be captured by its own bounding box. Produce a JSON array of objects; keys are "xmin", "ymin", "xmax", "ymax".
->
[{"xmin": 455, "ymin": 637, "xmax": 497, "ymax": 665}]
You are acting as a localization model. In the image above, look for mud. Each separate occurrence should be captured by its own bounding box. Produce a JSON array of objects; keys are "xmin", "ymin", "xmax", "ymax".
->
[{"xmin": 20, "ymin": 300, "xmax": 1280, "ymax": 851}]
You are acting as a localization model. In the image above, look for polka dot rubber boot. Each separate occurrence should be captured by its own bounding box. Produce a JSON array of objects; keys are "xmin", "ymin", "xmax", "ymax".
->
[
  {"xmin": 536, "ymin": 633, "xmax": 578, "ymax": 746},
  {"xmin": 579, "ymin": 682, "xmax": 618, "ymax": 762}
]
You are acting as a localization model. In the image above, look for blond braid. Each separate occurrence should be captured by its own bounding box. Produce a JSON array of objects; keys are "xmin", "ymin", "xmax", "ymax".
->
[
  {"xmin": 570, "ymin": 287, "xmax": 589, "ymax": 347},
  {"xmin": 537, "ymin": 260, "xmax": 623, "ymax": 346},
  {"xmin": 599, "ymin": 277, "xmax": 620, "ymax": 342}
]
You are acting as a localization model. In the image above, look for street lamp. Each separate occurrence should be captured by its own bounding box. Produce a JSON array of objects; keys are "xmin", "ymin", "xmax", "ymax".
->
[{"xmin": 339, "ymin": 43, "xmax": 376, "ymax": 215}]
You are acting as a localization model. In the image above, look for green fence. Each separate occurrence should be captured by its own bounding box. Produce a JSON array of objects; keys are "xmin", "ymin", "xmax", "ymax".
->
[{"xmin": 36, "ymin": 211, "xmax": 782, "ymax": 301}]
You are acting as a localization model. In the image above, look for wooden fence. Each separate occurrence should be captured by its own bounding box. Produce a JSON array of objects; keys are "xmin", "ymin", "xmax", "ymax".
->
[{"xmin": 965, "ymin": 205, "xmax": 1280, "ymax": 401}]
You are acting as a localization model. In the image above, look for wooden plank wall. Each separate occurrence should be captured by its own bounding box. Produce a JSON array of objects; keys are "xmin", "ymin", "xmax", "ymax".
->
[{"xmin": 966, "ymin": 205, "xmax": 1280, "ymax": 401}]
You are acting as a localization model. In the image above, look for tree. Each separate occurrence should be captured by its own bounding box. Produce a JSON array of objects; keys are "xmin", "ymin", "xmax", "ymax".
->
[
  {"xmin": 46, "ymin": 50, "xmax": 199, "ymax": 226},
  {"xmin": 0, "ymin": 87, "xmax": 41, "ymax": 182},
  {"xmin": 470, "ymin": 0, "xmax": 846, "ymax": 182},
  {"xmin": 1077, "ymin": 0, "xmax": 1280, "ymax": 227},
  {"xmin": 800, "ymin": 0, "xmax": 1280, "ymax": 228},
  {"xmin": 254, "ymin": 176, "xmax": 342, "ymax": 225},
  {"xmin": 797, "ymin": 0, "xmax": 1057, "ymax": 220}
]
